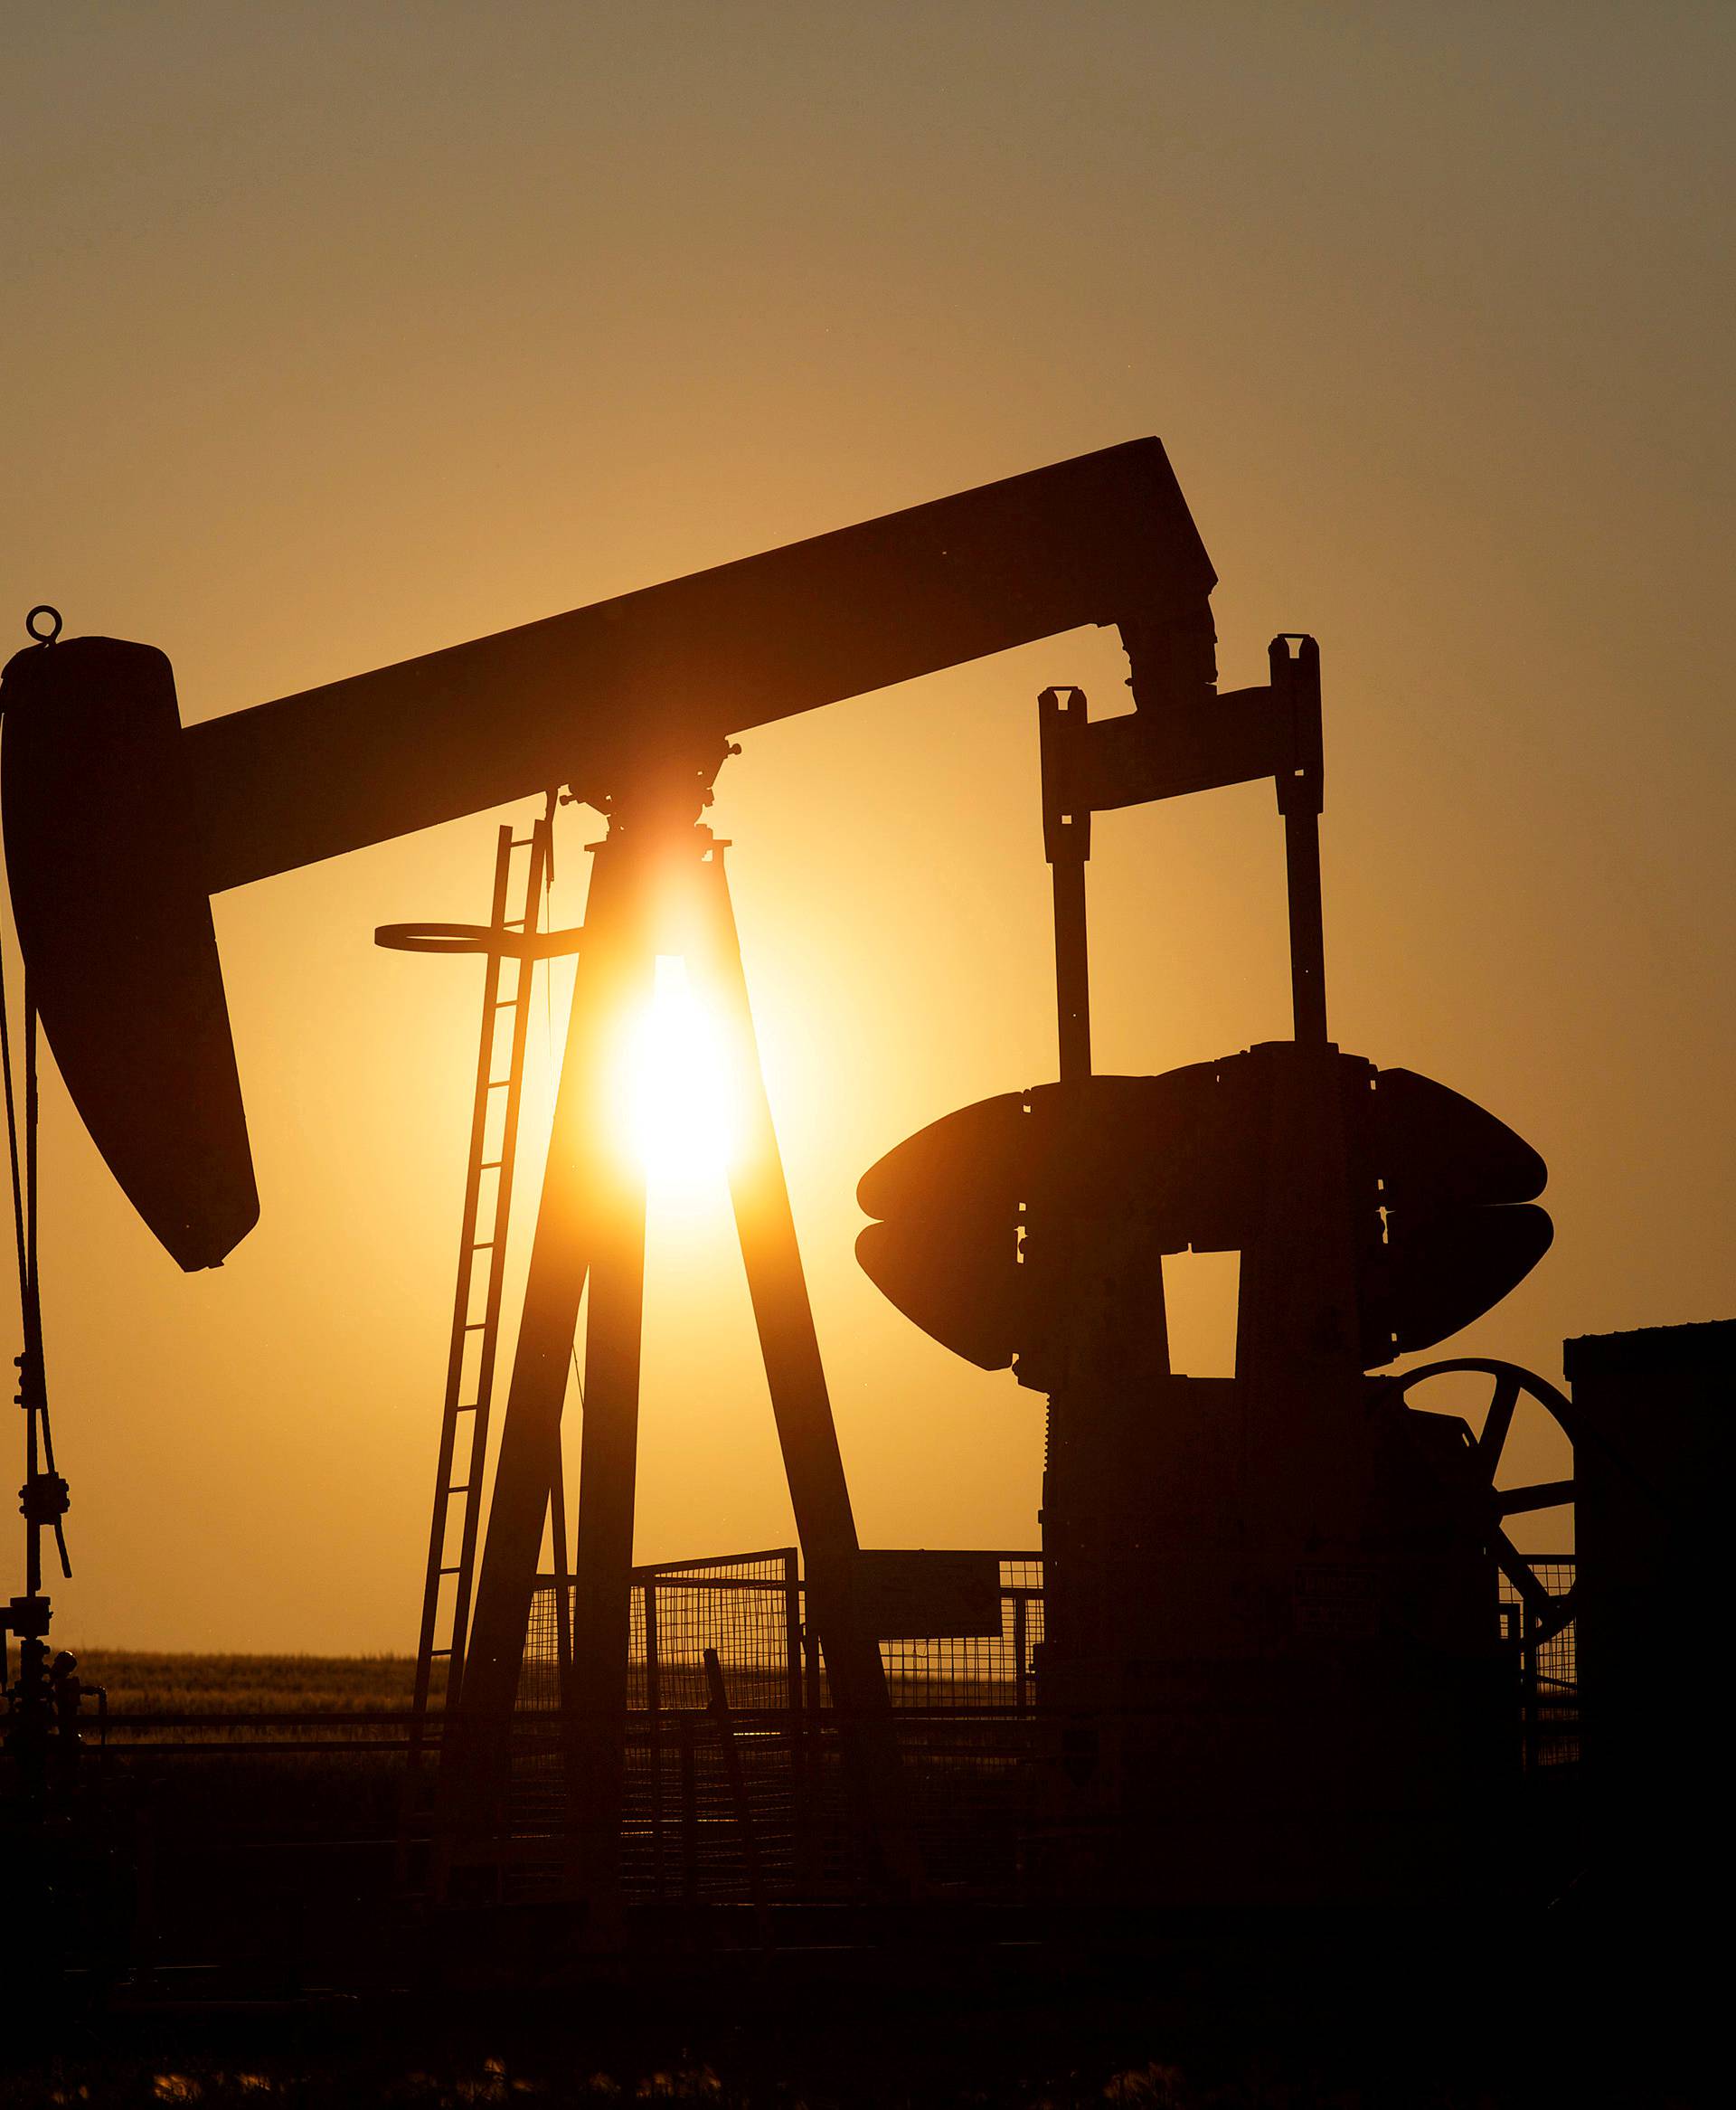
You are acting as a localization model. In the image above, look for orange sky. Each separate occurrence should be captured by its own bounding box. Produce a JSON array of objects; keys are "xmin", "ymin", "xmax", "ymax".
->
[{"xmin": 3, "ymin": 5, "xmax": 1731, "ymax": 1651}]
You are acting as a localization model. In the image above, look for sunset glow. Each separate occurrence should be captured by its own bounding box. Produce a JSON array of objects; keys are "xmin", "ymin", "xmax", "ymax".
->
[{"xmin": 7, "ymin": 5, "xmax": 1722, "ymax": 1669}]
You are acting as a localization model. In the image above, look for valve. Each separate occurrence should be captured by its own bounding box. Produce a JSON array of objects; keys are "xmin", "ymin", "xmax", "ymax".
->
[
  {"xmin": 3, "ymin": 1594, "xmax": 51, "ymax": 1639},
  {"xmin": 19, "ymin": 1472, "xmax": 69, "ymax": 1527}
]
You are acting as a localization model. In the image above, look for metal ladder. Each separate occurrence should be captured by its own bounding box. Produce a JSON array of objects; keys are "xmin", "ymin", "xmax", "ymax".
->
[{"xmin": 399, "ymin": 815, "xmax": 552, "ymax": 1881}]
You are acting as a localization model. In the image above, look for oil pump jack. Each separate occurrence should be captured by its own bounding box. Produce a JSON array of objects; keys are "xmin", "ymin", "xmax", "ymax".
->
[
  {"xmin": 0, "ymin": 440, "xmax": 1216, "ymax": 1892},
  {"xmin": 856, "ymin": 648, "xmax": 1571, "ymax": 1902},
  {"xmin": 0, "ymin": 434, "xmax": 1571, "ymax": 1919}
]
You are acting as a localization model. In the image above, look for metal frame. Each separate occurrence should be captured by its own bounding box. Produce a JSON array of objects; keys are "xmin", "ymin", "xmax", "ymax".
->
[{"xmin": 435, "ymin": 801, "xmax": 913, "ymax": 1907}]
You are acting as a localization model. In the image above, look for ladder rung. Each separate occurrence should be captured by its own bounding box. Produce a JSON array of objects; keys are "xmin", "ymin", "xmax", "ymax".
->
[
  {"xmin": 486, "ymin": 1076, "xmax": 512, "ymax": 1091},
  {"xmin": 446, "ymin": 1482, "xmax": 471, "ymax": 1496},
  {"xmin": 471, "ymin": 1240, "xmax": 494, "ymax": 1253},
  {"xmin": 462, "ymin": 1321, "xmax": 486, "ymax": 1332},
  {"xmin": 438, "ymin": 1565, "xmax": 460, "ymax": 1575},
  {"xmin": 509, "ymin": 835, "xmax": 536, "ymax": 848},
  {"xmin": 456, "ymin": 1400, "xmax": 481, "ymax": 1413},
  {"xmin": 429, "ymin": 1646, "xmax": 452, "ymax": 1657},
  {"xmin": 478, "ymin": 1159, "xmax": 503, "ymax": 1172},
  {"xmin": 491, "ymin": 996, "xmax": 517, "ymax": 1011}
]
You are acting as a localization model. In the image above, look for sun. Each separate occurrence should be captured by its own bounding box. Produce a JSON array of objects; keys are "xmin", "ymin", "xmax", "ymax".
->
[{"xmin": 622, "ymin": 955, "xmax": 738, "ymax": 1197}]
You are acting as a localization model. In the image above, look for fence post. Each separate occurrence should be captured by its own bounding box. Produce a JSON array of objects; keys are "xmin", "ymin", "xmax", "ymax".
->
[
  {"xmin": 705, "ymin": 1646, "xmax": 772, "ymax": 1952},
  {"xmin": 678, "ymin": 1709, "xmax": 697, "ymax": 1907},
  {"xmin": 1013, "ymin": 1591, "xmax": 1029, "ymax": 1716},
  {"xmin": 804, "ymin": 1617, "xmax": 822, "ymax": 1726},
  {"xmin": 797, "ymin": 1614, "xmax": 824, "ymax": 1891},
  {"xmin": 783, "ymin": 1551, "xmax": 803, "ymax": 1730},
  {"xmin": 1523, "ymin": 1630, "xmax": 1538, "ymax": 1775},
  {"xmin": 645, "ymin": 1578, "xmax": 665, "ymax": 1900}
]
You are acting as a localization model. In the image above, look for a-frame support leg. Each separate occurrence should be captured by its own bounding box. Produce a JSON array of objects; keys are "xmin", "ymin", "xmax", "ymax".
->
[
  {"xmin": 563, "ymin": 919, "xmax": 652, "ymax": 1898},
  {"xmin": 439, "ymin": 812, "xmax": 915, "ymax": 1907},
  {"xmin": 435, "ymin": 832, "xmax": 644, "ymax": 1881},
  {"xmin": 689, "ymin": 846, "xmax": 920, "ymax": 1888}
]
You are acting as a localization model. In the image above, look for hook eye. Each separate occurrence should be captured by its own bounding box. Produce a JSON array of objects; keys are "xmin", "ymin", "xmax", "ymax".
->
[{"xmin": 24, "ymin": 606, "xmax": 62, "ymax": 646}]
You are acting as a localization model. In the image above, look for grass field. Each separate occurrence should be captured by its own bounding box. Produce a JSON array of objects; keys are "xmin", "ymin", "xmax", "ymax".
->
[{"xmin": 63, "ymin": 1650, "xmax": 420, "ymax": 1717}]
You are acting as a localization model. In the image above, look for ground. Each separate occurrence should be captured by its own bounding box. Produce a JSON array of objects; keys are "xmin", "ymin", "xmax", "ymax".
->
[{"xmin": 4, "ymin": 1656, "xmax": 1712, "ymax": 2108}]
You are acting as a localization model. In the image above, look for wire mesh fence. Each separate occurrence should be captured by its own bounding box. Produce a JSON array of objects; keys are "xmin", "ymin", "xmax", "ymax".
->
[
  {"xmin": 513, "ymin": 1552, "xmax": 1043, "ymax": 1900},
  {"xmin": 512, "ymin": 1546, "xmax": 1580, "ymax": 1901},
  {"xmin": 1497, "ymin": 1553, "xmax": 1579, "ymax": 1768}
]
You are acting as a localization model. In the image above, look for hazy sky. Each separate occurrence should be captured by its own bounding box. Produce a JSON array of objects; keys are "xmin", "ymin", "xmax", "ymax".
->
[{"xmin": 3, "ymin": 4, "xmax": 1731, "ymax": 1651}]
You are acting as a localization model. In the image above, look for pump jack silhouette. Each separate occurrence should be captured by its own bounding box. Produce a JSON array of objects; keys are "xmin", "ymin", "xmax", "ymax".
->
[
  {"xmin": 0, "ymin": 437, "xmax": 1572, "ymax": 1914},
  {"xmin": 1, "ymin": 440, "xmax": 1219, "ymax": 1902}
]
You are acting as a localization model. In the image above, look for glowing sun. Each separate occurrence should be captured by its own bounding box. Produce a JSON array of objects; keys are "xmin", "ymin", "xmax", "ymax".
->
[{"xmin": 623, "ymin": 955, "xmax": 738, "ymax": 1194}]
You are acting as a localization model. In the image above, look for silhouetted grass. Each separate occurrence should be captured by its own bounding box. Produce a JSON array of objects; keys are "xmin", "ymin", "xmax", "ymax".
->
[{"xmin": 66, "ymin": 1650, "xmax": 419, "ymax": 1718}]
